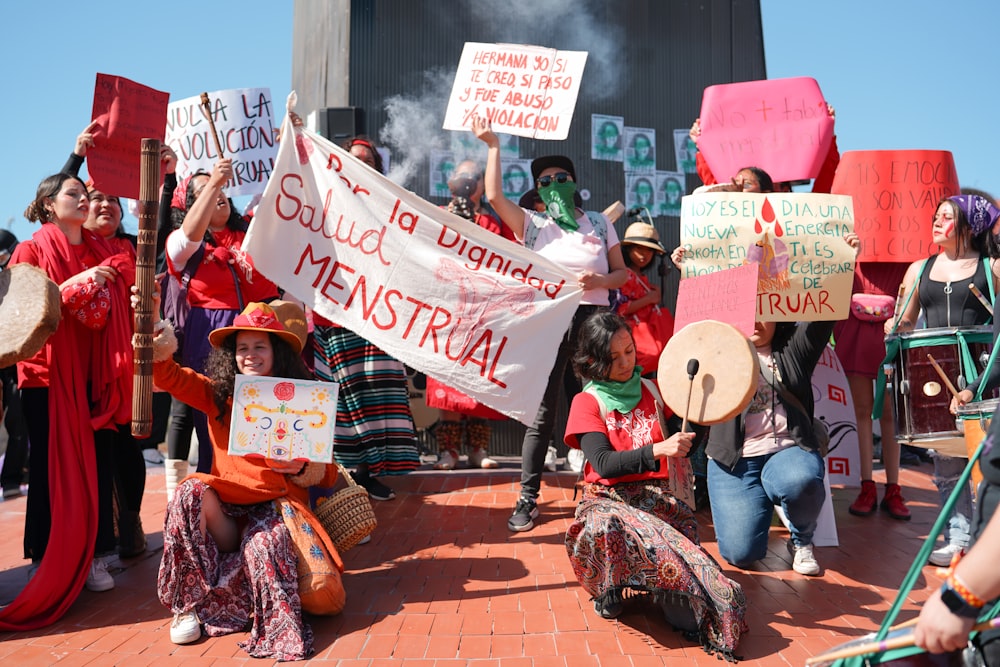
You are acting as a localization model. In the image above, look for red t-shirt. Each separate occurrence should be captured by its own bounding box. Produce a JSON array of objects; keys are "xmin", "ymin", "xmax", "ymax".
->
[
  {"xmin": 167, "ymin": 227, "xmax": 277, "ymax": 309},
  {"xmin": 564, "ymin": 387, "xmax": 673, "ymax": 486}
]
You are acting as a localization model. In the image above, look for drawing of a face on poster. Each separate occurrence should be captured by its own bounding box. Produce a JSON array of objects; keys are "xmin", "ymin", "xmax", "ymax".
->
[
  {"xmin": 429, "ymin": 149, "xmax": 456, "ymax": 198},
  {"xmin": 656, "ymin": 170, "xmax": 684, "ymax": 217},
  {"xmin": 626, "ymin": 174, "xmax": 656, "ymax": 214},
  {"xmin": 592, "ymin": 114, "xmax": 624, "ymax": 161},
  {"xmin": 674, "ymin": 128, "xmax": 698, "ymax": 174},
  {"xmin": 625, "ymin": 128, "xmax": 656, "ymax": 173},
  {"xmin": 501, "ymin": 160, "xmax": 531, "ymax": 200}
]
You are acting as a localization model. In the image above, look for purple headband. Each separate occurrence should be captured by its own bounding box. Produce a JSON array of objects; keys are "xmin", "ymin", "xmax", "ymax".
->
[{"xmin": 949, "ymin": 194, "xmax": 1000, "ymax": 236}]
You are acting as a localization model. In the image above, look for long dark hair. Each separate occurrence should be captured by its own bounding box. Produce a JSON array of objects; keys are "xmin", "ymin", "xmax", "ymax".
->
[
  {"xmin": 204, "ymin": 332, "xmax": 313, "ymax": 419},
  {"xmin": 24, "ymin": 173, "xmax": 88, "ymax": 223},
  {"xmin": 572, "ymin": 311, "xmax": 632, "ymax": 382}
]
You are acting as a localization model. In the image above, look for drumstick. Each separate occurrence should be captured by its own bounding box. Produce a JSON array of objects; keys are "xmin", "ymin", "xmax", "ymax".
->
[
  {"xmin": 131, "ymin": 138, "xmax": 161, "ymax": 437},
  {"xmin": 926, "ymin": 353, "xmax": 961, "ymax": 399},
  {"xmin": 892, "ymin": 284, "xmax": 906, "ymax": 324},
  {"xmin": 199, "ymin": 92, "xmax": 226, "ymax": 158},
  {"xmin": 805, "ymin": 617, "xmax": 1000, "ymax": 666},
  {"xmin": 681, "ymin": 358, "xmax": 700, "ymax": 433},
  {"xmin": 969, "ymin": 283, "xmax": 994, "ymax": 316}
]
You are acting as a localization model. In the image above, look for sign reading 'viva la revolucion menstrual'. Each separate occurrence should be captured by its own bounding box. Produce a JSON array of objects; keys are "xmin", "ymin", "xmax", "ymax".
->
[{"xmin": 679, "ymin": 192, "xmax": 856, "ymax": 321}]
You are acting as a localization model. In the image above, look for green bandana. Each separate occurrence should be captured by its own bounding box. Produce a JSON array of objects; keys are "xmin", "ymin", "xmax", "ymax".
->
[
  {"xmin": 538, "ymin": 181, "xmax": 579, "ymax": 231},
  {"xmin": 584, "ymin": 367, "xmax": 643, "ymax": 414}
]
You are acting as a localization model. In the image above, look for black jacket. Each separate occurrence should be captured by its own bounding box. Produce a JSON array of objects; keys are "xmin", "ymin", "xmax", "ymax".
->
[{"xmin": 705, "ymin": 320, "xmax": 836, "ymax": 470}]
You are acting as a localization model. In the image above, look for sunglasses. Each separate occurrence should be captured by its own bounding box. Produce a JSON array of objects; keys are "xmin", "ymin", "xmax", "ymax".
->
[{"xmin": 537, "ymin": 172, "xmax": 572, "ymax": 188}]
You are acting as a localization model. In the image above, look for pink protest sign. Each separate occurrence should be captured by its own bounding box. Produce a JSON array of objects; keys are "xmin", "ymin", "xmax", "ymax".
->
[
  {"xmin": 673, "ymin": 263, "xmax": 758, "ymax": 337},
  {"xmin": 697, "ymin": 77, "xmax": 834, "ymax": 184},
  {"xmin": 831, "ymin": 150, "xmax": 959, "ymax": 262},
  {"xmin": 88, "ymin": 73, "xmax": 169, "ymax": 199}
]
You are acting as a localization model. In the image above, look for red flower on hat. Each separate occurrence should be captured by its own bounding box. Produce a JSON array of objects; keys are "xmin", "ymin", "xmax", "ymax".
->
[{"xmin": 274, "ymin": 382, "xmax": 295, "ymax": 401}]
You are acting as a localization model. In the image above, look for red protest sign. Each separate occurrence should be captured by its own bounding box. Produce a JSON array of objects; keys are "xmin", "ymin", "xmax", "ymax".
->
[
  {"xmin": 88, "ymin": 73, "xmax": 169, "ymax": 199},
  {"xmin": 831, "ymin": 150, "xmax": 959, "ymax": 262},
  {"xmin": 673, "ymin": 263, "xmax": 758, "ymax": 337},
  {"xmin": 697, "ymin": 77, "xmax": 834, "ymax": 184}
]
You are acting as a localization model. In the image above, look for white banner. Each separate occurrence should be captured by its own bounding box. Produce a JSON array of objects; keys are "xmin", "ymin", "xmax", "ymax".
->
[
  {"xmin": 244, "ymin": 113, "xmax": 583, "ymax": 424},
  {"xmin": 165, "ymin": 87, "xmax": 278, "ymax": 197},
  {"xmin": 443, "ymin": 42, "xmax": 587, "ymax": 140}
]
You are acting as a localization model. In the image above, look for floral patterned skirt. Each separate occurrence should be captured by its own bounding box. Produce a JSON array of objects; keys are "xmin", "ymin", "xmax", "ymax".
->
[
  {"xmin": 157, "ymin": 479, "xmax": 313, "ymax": 661},
  {"xmin": 565, "ymin": 479, "xmax": 748, "ymax": 659}
]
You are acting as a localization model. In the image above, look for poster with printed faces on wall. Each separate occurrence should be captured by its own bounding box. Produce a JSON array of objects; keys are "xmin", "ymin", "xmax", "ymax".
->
[
  {"xmin": 626, "ymin": 173, "xmax": 657, "ymax": 218},
  {"xmin": 501, "ymin": 158, "xmax": 533, "ymax": 202},
  {"xmin": 429, "ymin": 149, "xmax": 457, "ymax": 199},
  {"xmin": 674, "ymin": 128, "xmax": 698, "ymax": 175},
  {"xmin": 592, "ymin": 114, "xmax": 624, "ymax": 162},
  {"xmin": 228, "ymin": 376, "xmax": 339, "ymax": 463},
  {"xmin": 656, "ymin": 170, "xmax": 685, "ymax": 218},
  {"xmin": 624, "ymin": 127, "xmax": 656, "ymax": 173}
]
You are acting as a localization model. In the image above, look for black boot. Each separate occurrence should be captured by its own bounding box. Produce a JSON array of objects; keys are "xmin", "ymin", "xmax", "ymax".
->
[{"xmin": 118, "ymin": 510, "xmax": 147, "ymax": 558}]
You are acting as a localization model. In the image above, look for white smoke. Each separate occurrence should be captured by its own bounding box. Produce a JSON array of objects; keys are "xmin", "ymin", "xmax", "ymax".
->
[{"xmin": 380, "ymin": 68, "xmax": 455, "ymax": 187}]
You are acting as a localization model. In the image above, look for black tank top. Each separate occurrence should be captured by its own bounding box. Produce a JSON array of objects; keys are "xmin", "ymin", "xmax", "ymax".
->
[{"xmin": 918, "ymin": 254, "xmax": 992, "ymax": 328}]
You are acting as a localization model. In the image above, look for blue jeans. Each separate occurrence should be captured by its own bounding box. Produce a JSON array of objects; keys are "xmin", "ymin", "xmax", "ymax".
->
[
  {"xmin": 931, "ymin": 452, "xmax": 974, "ymax": 548},
  {"xmin": 708, "ymin": 446, "xmax": 826, "ymax": 567}
]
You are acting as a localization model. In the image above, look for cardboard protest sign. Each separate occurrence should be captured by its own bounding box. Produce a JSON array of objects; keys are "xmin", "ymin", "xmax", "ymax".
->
[
  {"xmin": 165, "ymin": 88, "xmax": 278, "ymax": 197},
  {"xmin": 673, "ymin": 263, "xmax": 758, "ymax": 337},
  {"xmin": 244, "ymin": 117, "xmax": 584, "ymax": 424},
  {"xmin": 679, "ymin": 192, "xmax": 855, "ymax": 321},
  {"xmin": 229, "ymin": 376, "xmax": 338, "ymax": 463},
  {"xmin": 88, "ymin": 73, "xmax": 169, "ymax": 199},
  {"xmin": 443, "ymin": 42, "xmax": 587, "ymax": 140},
  {"xmin": 831, "ymin": 150, "xmax": 959, "ymax": 262},
  {"xmin": 697, "ymin": 77, "xmax": 834, "ymax": 184}
]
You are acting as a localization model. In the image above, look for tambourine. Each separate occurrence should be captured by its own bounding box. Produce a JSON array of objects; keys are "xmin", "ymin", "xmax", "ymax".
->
[
  {"xmin": 0, "ymin": 264, "xmax": 62, "ymax": 368},
  {"xmin": 657, "ymin": 320, "xmax": 758, "ymax": 424}
]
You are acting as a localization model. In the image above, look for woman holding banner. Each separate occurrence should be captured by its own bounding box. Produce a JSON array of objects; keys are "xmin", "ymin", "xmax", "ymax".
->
[
  {"xmin": 891, "ymin": 195, "xmax": 1000, "ymax": 566},
  {"xmin": 311, "ymin": 134, "xmax": 421, "ymax": 502},
  {"xmin": 472, "ymin": 114, "xmax": 628, "ymax": 533}
]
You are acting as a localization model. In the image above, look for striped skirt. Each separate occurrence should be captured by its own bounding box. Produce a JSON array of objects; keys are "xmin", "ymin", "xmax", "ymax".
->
[{"xmin": 313, "ymin": 325, "xmax": 420, "ymax": 476}]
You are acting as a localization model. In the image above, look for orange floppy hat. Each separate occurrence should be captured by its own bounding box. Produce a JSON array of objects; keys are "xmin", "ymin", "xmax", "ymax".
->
[{"xmin": 208, "ymin": 302, "xmax": 304, "ymax": 354}]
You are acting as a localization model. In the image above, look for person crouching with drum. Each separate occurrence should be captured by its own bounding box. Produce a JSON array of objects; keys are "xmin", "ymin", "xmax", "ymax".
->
[
  {"xmin": 894, "ymin": 194, "xmax": 1000, "ymax": 567},
  {"xmin": 679, "ymin": 234, "xmax": 860, "ymax": 577},
  {"xmin": 563, "ymin": 311, "xmax": 747, "ymax": 659}
]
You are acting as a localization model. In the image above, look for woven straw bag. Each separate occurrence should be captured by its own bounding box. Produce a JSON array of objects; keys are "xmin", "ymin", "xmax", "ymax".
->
[{"xmin": 315, "ymin": 464, "xmax": 377, "ymax": 552}]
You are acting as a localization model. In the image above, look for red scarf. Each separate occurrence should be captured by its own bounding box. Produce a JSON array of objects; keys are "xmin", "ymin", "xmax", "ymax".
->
[{"xmin": 0, "ymin": 223, "xmax": 134, "ymax": 630}]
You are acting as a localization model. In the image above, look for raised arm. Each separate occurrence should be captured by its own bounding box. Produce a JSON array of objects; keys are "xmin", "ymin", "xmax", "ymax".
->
[
  {"xmin": 471, "ymin": 115, "xmax": 525, "ymax": 239},
  {"xmin": 181, "ymin": 158, "xmax": 233, "ymax": 241}
]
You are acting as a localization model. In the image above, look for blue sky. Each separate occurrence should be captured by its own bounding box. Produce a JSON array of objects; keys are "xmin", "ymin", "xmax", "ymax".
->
[{"xmin": 2, "ymin": 1, "xmax": 996, "ymax": 244}]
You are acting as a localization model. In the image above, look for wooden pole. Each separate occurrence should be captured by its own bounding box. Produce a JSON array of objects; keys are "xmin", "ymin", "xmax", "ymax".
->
[
  {"xmin": 131, "ymin": 138, "xmax": 160, "ymax": 437},
  {"xmin": 200, "ymin": 93, "xmax": 226, "ymax": 158}
]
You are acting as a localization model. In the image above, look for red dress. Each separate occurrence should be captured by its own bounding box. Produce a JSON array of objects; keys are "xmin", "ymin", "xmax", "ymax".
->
[{"xmin": 833, "ymin": 262, "xmax": 909, "ymax": 378}]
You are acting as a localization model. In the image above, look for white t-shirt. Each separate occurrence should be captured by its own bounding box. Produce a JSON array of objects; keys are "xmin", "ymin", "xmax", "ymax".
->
[
  {"xmin": 521, "ymin": 209, "xmax": 619, "ymax": 306},
  {"xmin": 742, "ymin": 348, "xmax": 796, "ymax": 457}
]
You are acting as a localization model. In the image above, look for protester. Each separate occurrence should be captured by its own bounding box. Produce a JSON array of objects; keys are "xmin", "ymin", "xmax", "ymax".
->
[
  {"xmin": 889, "ymin": 195, "xmax": 1000, "ymax": 566},
  {"xmin": 614, "ymin": 221, "xmax": 673, "ymax": 376},
  {"xmin": 674, "ymin": 232, "xmax": 859, "ymax": 575},
  {"xmin": 427, "ymin": 159, "xmax": 513, "ymax": 470},
  {"xmin": 143, "ymin": 299, "xmax": 343, "ymax": 658},
  {"xmin": 0, "ymin": 173, "xmax": 135, "ymax": 631},
  {"xmin": 312, "ymin": 134, "xmax": 421, "ymax": 501},
  {"xmin": 162, "ymin": 157, "xmax": 279, "ymax": 497},
  {"xmin": 563, "ymin": 311, "xmax": 747, "ymax": 659},
  {"xmin": 472, "ymin": 114, "xmax": 628, "ymax": 532}
]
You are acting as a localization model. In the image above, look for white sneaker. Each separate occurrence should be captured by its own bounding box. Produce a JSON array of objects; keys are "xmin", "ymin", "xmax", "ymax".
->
[
  {"xmin": 544, "ymin": 445, "xmax": 558, "ymax": 472},
  {"xmin": 791, "ymin": 543, "xmax": 821, "ymax": 576},
  {"xmin": 566, "ymin": 448, "xmax": 585, "ymax": 473},
  {"xmin": 434, "ymin": 449, "xmax": 459, "ymax": 470},
  {"xmin": 928, "ymin": 543, "xmax": 963, "ymax": 567},
  {"xmin": 170, "ymin": 610, "xmax": 201, "ymax": 644},
  {"xmin": 468, "ymin": 447, "xmax": 499, "ymax": 469},
  {"xmin": 85, "ymin": 557, "xmax": 115, "ymax": 592}
]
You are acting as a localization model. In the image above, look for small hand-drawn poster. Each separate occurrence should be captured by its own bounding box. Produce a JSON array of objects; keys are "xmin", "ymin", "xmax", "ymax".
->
[
  {"xmin": 229, "ymin": 376, "xmax": 339, "ymax": 463},
  {"xmin": 624, "ymin": 127, "xmax": 656, "ymax": 173},
  {"xmin": 592, "ymin": 114, "xmax": 624, "ymax": 162},
  {"xmin": 679, "ymin": 192, "xmax": 856, "ymax": 321},
  {"xmin": 656, "ymin": 170, "xmax": 685, "ymax": 218}
]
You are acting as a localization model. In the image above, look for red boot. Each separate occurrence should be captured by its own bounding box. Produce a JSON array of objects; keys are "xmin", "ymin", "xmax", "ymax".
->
[
  {"xmin": 880, "ymin": 483, "xmax": 911, "ymax": 521},
  {"xmin": 848, "ymin": 480, "xmax": 878, "ymax": 516}
]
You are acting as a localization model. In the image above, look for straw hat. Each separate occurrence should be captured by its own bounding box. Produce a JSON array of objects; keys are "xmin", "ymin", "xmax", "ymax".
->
[
  {"xmin": 208, "ymin": 302, "xmax": 304, "ymax": 354},
  {"xmin": 621, "ymin": 222, "xmax": 665, "ymax": 253},
  {"xmin": 269, "ymin": 300, "xmax": 309, "ymax": 351}
]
